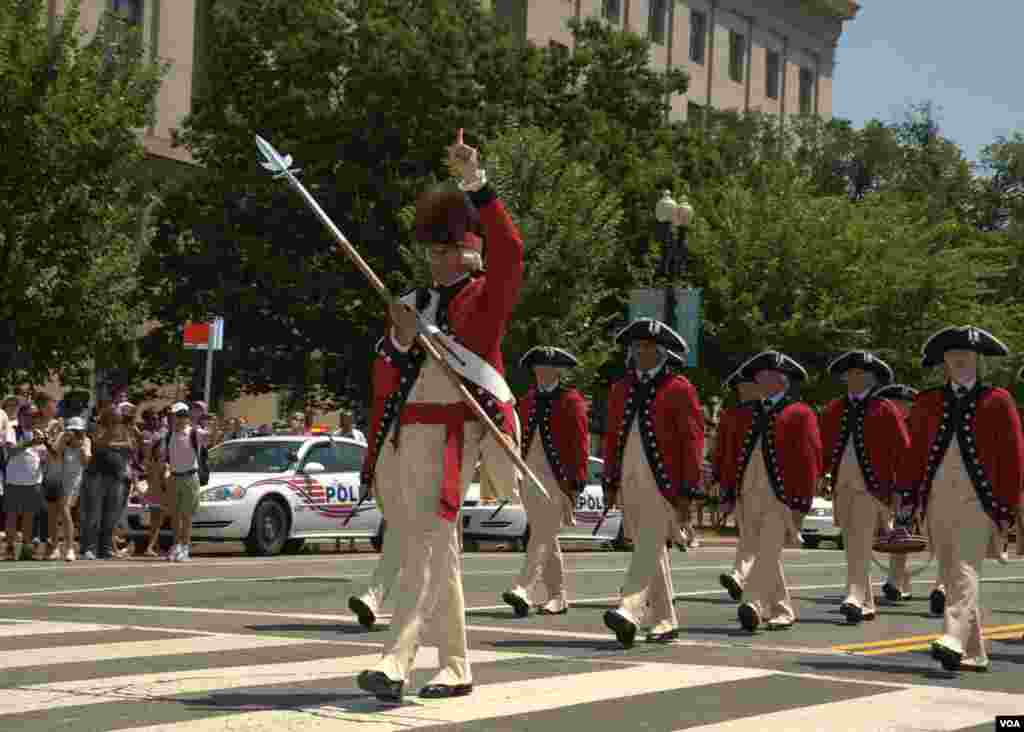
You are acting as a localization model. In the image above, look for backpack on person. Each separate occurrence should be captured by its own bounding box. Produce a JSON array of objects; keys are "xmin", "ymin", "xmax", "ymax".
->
[{"xmin": 164, "ymin": 428, "xmax": 210, "ymax": 487}]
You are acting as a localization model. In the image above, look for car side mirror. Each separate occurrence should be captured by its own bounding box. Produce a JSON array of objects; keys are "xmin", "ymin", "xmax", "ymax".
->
[{"xmin": 303, "ymin": 462, "xmax": 326, "ymax": 474}]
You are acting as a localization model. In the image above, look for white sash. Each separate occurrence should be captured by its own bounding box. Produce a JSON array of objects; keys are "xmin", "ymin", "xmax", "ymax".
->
[{"xmin": 399, "ymin": 289, "xmax": 514, "ymax": 404}]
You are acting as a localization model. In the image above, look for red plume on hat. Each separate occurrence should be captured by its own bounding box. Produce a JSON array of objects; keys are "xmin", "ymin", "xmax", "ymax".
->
[{"xmin": 414, "ymin": 188, "xmax": 482, "ymax": 252}]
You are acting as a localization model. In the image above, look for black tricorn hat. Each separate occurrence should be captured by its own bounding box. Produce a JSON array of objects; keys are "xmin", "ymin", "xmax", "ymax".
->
[
  {"xmin": 737, "ymin": 350, "xmax": 808, "ymax": 381},
  {"xmin": 723, "ymin": 362, "xmax": 757, "ymax": 389},
  {"xmin": 615, "ymin": 318, "xmax": 689, "ymax": 354},
  {"xmin": 520, "ymin": 346, "xmax": 579, "ymax": 369},
  {"xmin": 414, "ymin": 188, "xmax": 482, "ymax": 249},
  {"xmin": 827, "ymin": 351, "xmax": 894, "ymax": 385},
  {"xmin": 920, "ymin": 325, "xmax": 1009, "ymax": 369},
  {"xmin": 873, "ymin": 383, "xmax": 919, "ymax": 402}
]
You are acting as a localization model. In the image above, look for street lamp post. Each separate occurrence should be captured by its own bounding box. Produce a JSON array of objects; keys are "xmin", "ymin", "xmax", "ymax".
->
[{"xmin": 654, "ymin": 190, "xmax": 693, "ymax": 331}]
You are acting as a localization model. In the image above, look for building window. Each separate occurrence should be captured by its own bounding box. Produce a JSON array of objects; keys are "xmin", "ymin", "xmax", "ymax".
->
[
  {"xmin": 602, "ymin": 0, "xmax": 621, "ymax": 24},
  {"xmin": 649, "ymin": 0, "xmax": 668, "ymax": 45},
  {"xmin": 689, "ymin": 11, "xmax": 706, "ymax": 65},
  {"xmin": 765, "ymin": 50, "xmax": 781, "ymax": 100},
  {"xmin": 799, "ymin": 67, "xmax": 815, "ymax": 114},
  {"xmin": 728, "ymin": 30, "xmax": 745, "ymax": 83},
  {"xmin": 111, "ymin": 0, "xmax": 143, "ymax": 25}
]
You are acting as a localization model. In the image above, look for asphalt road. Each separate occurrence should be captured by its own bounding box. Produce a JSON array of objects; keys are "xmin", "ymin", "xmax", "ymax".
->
[{"xmin": 1, "ymin": 542, "xmax": 1022, "ymax": 731}]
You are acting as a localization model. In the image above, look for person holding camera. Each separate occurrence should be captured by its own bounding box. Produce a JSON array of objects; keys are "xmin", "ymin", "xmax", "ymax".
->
[
  {"xmin": 80, "ymin": 405, "xmax": 137, "ymax": 560},
  {"xmin": 2, "ymin": 404, "xmax": 55, "ymax": 560},
  {"xmin": 51, "ymin": 417, "xmax": 92, "ymax": 561}
]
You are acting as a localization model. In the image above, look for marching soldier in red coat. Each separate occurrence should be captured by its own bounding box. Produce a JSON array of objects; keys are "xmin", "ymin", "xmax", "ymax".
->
[
  {"xmin": 714, "ymin": 363, "xmax": 764, "ymax": 601},
  {"xmin": 502, "ymin": 346, "xmax": 589, "ymax": 617},
  {"xmin": 820, "ymin": 351, "xmax": 910, "ymax": 623},
  {"xmin": 871, "ymin": 383, "xmax": 920, "ymax": 604},
  {"xmin": 601, "ymin": 319, "xmax": 704, "ymax": 646},
  {"xmin": 356, "ymin": 131, "xmax": 524, "ymax": 701},
  {"xmin": 349, "ymin": 341, "xmax": 402, "ymax": 631},
  {"xmin": 895, "ymin": 325, "xmax": 1023, "ymax": 671},
  {"xmin": 719, "ymin": 351, "xmax": 822, "ymax": 632}
]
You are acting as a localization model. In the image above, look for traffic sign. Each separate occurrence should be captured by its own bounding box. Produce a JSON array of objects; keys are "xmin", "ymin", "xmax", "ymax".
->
[{"xmin": 183, "ymin": 318, "xmax": 224, "ymax": 351}]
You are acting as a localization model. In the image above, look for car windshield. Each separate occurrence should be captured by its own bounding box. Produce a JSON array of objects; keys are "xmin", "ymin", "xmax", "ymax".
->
[{"xmin": 207, "ymin": 441, "xmax": 301, "ymax": 474}]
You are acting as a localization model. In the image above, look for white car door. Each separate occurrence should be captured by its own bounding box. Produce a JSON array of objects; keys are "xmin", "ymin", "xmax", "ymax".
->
[{"xmin": 328, "ymin": 439, "xmax": 374, "ymax": 533}]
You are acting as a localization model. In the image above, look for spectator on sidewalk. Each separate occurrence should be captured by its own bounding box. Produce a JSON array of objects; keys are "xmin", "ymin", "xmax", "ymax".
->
[
  {"xmin": 335, "ymin": 409, "xmax": 367, "ymax": 444},
  {"xmin": 140, "ymin": 408, "xmax": 169, "ymax": 557},
  {"xmin": 80, "ymin": 406, "xmax": 136, "ymax": 560},
  {"xmin": 160, "ymin": 402, "xmax": 209, "ymax": 562},
  {"xmin": 3, "ymin": 405, "xmax": 54, "ymax": 560},
  {"xmin": 51, "ymin": 418, "xmax": 91, "ymax": 561}
]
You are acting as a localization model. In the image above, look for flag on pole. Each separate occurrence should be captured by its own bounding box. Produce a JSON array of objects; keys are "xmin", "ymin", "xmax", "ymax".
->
[{"xmin": 183, "ymin": 318, "xmax": 224, "ymax": 350}]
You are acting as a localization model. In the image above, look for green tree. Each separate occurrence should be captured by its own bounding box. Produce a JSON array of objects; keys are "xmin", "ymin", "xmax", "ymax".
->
[
  {"xmin": 461, "ymin": 125, "xmax": 624, "ymax": 395},
  {"xmin": 0, "ymin": 0, "xmax": 165, "ymax": 388},
  {"xmin": 140, "ymin": 3, "xmax": 687, "ymax": 406}
]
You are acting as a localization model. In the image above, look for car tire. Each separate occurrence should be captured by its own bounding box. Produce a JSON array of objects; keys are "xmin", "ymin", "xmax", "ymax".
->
[
  {"xmin": 512, "ymin": 525, "xmax": 530, "ymax": 553},
  {"xmin": 371, "ymin": 520, "xmax": 386, "ymax": 553},
  {"xmin": 245, "ymin": 498, "xmax": 290, "ymax": 556},
  {"xmin": 802, "ymin": 536, "xmax": 820, "ymax": 549},
  {"xmin": 282, "ymin": 539, "xmax": 306, "ymax": 555},
  {"xmin": 612, "ymin": 523, "xmax": 634, "ymax": 552}
]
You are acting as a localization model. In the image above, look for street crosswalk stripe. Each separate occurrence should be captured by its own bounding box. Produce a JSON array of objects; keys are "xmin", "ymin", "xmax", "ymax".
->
[
  {"xmin": 112, "ymin": 662, "xmax": 777, "ymax": 732},
  {"xmin": 675, "ymin": 685, "xmax": 1024, "ymax": 731},
  {"xmin": 0, "ymin": 633, "xmax": 323, "ymax": 671},
  {"xmin": 0, "ymin": 648, "xmax": 546, "ymax": 718},
  {"xmin": 0, "ymin": 620, "xmax": 123, "ymax": 637}
]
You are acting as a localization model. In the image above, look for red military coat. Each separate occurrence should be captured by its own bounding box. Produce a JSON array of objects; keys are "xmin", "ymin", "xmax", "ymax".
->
[
  {"xmin": 820, "ymin": 394, "xmax": 910, "ymax": 504},
  {"xmin": 518, "ymin": 386, "xmax": 589, "ymax": 494},
  {"xmin": 895, "ymin": 384, "xmax": 1024, "ymax": 529},
  {"xmin": 712, "ymin": 401, "xmax": 759, "ymax": 496},
  {"xmin": 720, "ymin": 395, "xmax": 822, "ymax": 514},
  {"xmin": 361, "ymin": 188, "xmax": 524, "ymax": 488},
  {"xmin": 601, "ymin": 369, "xmax": 704, "ymax": 504}
]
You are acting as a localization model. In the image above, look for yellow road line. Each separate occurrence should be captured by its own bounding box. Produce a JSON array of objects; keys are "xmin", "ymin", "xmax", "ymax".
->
[
  {"xmin": 833, "ymin": 623, "xmax": 1024, "ymax": 654},
  {"xmin": 859, "ymin": 630, "xmax": 1024, "ymax": 656}
]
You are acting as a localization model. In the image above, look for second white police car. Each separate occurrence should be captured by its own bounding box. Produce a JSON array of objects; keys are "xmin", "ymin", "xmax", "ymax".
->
[{"xmin": 460, "ymin": 456, "xmax": 626, "ymax": 551}]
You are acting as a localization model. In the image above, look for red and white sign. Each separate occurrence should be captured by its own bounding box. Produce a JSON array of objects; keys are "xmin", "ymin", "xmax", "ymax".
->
[{"xmin": 183, "ymin": 318, "xmax": 224, "ymax": 350}]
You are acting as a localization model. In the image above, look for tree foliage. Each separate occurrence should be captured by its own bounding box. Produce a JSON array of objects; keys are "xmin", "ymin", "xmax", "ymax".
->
[{"xmin": 0, "ymin": 0, "xmax": 165, "ymax": 389}]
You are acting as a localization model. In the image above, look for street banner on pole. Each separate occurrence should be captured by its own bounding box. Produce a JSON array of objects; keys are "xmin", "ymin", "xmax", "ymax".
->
[
  {"xmin": 629, "ymin": 288, "xmax": 702, "ymax": 367},
  {"xmin": 183, "ymin": 318, "xmax": 225, "ymax": 351}
]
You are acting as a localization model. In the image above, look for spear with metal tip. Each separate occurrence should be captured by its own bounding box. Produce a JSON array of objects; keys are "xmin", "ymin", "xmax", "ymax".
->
[{"xmin": 254, "ymin": 134, "xmax": 548, "ymax": 500}]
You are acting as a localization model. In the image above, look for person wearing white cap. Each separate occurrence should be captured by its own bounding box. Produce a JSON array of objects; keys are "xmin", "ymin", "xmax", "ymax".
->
[
  {"xmin": 158, "ymin": 402, "xmax": 209, "ymax": 562},
  {"xmin": 51, "ymin": 418, "xmax": 92, "ymax": 561}
]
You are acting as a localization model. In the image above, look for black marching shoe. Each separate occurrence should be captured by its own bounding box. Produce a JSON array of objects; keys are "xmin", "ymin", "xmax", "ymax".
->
[
  {"xmin": 357, "ymin": 670, "xmax": 404, "ymax": 701},
  {"xmin": 646, "ymin": 628, "xmax": 680, "ymax": 643},
  {"xmin": 349, "ymin": 597, "xmax": 377, "ymax": 631},
  {"xmin": 502, "ymin": 591, "xmax": 531, "ymax": 618},
  {"xmin": 737, "ymin": 603, "xmax": 760, "ymax": 632},
  {"xmin": 931, "ymin": 642, "xmax": 962, "ymax": 672},
  {"xmin": 840, "ymin": 602, "xmax": 864, "ymax": 624},
  {"xmin": 603, "ymin": 610, "xmax": 637, "ymax": 648},
  {"xmin": 881, "ymin": 582, "xmax": 901, "ymax": 602},
  {"xmin": 419, "ymin": 683, "xmax": 473, "ymax": 699},
  {"xmin": 929, "ymin": 589, "xmax": 946, "ymax": 616},
  {"xmin": 719, "ymin": 573, "xmax": 743, "ymax": 602}
]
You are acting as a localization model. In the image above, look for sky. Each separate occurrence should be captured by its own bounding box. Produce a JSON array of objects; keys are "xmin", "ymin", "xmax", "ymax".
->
[{"xmin": 832, "ymin": 1, "xmax": 1024, "ymax": 166}]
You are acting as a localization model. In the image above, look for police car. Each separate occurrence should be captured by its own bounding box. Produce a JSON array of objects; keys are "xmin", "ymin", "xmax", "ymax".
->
[
  {"xmin": 460, "ymin": 456, "xmax": 625, "ymax": 551},
  {"xmin": 121, "ymin": 436, "xmax": 383, "ymax": 556}
]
